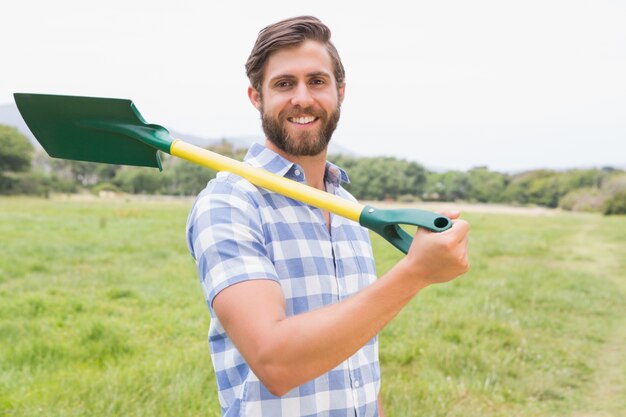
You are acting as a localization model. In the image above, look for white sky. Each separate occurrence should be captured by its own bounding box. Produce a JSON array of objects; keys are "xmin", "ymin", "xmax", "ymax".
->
[{"xmin": 2, "ymin": 0, "xmax": 625, "ymax": 171}]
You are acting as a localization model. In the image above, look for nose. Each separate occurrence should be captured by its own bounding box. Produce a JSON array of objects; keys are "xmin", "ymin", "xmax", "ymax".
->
[{"xmin": 290, "ymin": 83, "xmax": 314, "ymax": 108}]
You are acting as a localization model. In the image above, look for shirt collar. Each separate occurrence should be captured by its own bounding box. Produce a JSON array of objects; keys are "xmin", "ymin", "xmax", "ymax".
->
[{"xmin": 244, "ymin": 142, "xmax": 350, "ymax": 186}]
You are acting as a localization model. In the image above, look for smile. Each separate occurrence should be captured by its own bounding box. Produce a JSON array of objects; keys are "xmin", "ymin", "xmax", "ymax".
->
[{"xmin": 287, "ymin": 116, "xmax": 318, "ymax": 125}]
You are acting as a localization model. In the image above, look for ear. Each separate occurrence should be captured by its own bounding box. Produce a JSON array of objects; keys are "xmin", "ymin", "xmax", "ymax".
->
[
  {"xmin": 337, "ymin": 82, "xmax": 346, "ymax": 105},
  {"xmin": 248, "ymin": 86, "xmax": 262, "ymax": 110}
]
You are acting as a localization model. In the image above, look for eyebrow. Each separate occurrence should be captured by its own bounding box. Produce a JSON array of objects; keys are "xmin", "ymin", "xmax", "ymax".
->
[
  {"xmin": 268, "ymin": 71, "xmax": 332, "ymax": 84},
  {"xmin": 307, "ymin": 71, "xmax": 332, "ymax": 79}
]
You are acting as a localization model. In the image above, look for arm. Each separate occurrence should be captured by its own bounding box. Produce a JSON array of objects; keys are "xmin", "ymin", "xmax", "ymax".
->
[
  {"xmin": 213, "ymin": 216, "xmax": 470, "ymax": 396},
  {"xmin": 378, "ymin": 393, "xmax": 385, "ymax": 417}
]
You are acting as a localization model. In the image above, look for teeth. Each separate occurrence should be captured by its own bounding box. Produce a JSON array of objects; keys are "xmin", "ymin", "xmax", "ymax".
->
[{"xmin": 290, "ymin": 117, "xmax": 316, "ymax": 124}]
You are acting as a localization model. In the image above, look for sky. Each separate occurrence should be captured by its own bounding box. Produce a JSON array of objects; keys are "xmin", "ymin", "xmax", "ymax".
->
[{"xmin": 2, "ymin": 0, "xmax": 625, "ymax": 172}]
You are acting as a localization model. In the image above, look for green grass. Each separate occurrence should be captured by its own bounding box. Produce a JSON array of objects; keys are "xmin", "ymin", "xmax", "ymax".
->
[{"xmin": 1, "ymin": 197, "xmax": 625, "ymax": 417}]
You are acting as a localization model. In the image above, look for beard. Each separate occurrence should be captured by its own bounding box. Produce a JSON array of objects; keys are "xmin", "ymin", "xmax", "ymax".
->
[{"xmin": 260, "ymin": 102, "xmax": 341, "ymax": 157}]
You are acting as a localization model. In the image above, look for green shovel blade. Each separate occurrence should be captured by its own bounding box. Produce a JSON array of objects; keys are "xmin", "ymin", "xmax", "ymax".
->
[{"xmin": 13, "ymin": 93, "xmax": 172, "ymax": 170}]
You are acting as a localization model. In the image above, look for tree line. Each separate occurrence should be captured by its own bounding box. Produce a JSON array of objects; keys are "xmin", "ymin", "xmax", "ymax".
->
[{"xmin": 2, "ymin": 124, "xmax": 625, "ymax": 214}]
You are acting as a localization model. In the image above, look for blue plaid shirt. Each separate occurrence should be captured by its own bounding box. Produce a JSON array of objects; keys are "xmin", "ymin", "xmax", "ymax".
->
[{"xmin": 186, "ymin": 143, "xmax": 380, "ymax": 417}]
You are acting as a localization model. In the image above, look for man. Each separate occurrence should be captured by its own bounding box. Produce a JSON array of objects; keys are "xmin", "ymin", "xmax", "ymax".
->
[{"xmin": 186, "ymin": 16, "xmax": 470, "ymax": 417}]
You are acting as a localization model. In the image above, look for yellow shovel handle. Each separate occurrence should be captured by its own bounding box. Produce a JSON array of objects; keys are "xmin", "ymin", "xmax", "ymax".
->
[{"xmin": 170, "ymin": 140, "xmax": 364, "ymax": 222}]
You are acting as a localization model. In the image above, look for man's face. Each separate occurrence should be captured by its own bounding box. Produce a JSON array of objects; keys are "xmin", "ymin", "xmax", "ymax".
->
[{"xmin": 250, "ymin": 40, "xmax": 345, "ymax": 157}]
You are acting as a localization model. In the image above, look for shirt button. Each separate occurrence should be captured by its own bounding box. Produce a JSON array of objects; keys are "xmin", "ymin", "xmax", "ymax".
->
[
  {"xmin": 354, "ymin": 380, "xmax": 360, "ymax": 388},
  {"xmin": 294, "ymin": 169, "xmax": 301, "ymax": 176}
]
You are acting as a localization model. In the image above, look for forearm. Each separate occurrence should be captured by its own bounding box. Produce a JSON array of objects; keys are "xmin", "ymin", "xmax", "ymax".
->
[
  {"xmin": 378, "ymin": 393, "xmax": 385, "ymax": 417},
  {"xmin": 252, "ymin": 258, "xmax": 427, "ymax": 394}
]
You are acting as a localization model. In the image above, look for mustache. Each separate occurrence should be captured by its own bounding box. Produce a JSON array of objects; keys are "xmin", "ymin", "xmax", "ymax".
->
[{"xmin": 280, "ymin": 106, "xmax": 327, "ymax": 119}]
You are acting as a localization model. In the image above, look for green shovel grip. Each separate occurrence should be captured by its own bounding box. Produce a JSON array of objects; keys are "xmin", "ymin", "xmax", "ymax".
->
[{"xmin": 359, "ymin": 205, "xmax": 452, "ymax": 254}]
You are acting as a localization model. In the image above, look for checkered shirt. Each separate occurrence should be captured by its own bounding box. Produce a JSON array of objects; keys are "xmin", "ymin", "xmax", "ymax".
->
[{"xmin": 186, "ymin": 143, "xmax": 380, "ymax": 417}]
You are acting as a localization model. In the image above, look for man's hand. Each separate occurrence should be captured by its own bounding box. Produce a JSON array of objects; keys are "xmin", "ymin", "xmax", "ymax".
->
[{"xmin": 398, "ymin": 210, "xmax": 470, "ymax": 287}]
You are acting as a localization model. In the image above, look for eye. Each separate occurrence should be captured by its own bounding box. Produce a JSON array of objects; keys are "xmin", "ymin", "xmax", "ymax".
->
[
  {"xmin": 275, "ymin": 80, "xmax": 292, "ymax": 88},
  {"xmin": 310, "ymin": 78, "xmax": 325, "ymax": 86}
]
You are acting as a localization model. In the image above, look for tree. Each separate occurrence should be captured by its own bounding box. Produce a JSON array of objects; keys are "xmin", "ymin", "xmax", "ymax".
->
[
  {"xmin": 0, "ymin": 125, "xmax": 33, "ymax": 174},
  {"xmin": 466, "ymin": 167, "xmax": 508, "ymax": 203},
  {"xmin": 114, "ymin": 168, "xmax": 168, "ymax": 194},
  {"xmin": 424, "ymin": 171, "xmax": 469, "ymax": 201},
  {"xmin": 504, "ymin": 170, "xmax": 562, "ymax": 207},
  {"xmin": 341, "ymin": 157, "xmax": 427, "ymax": 201},
  {"xmin": 0, "ymin": 125, "xmax": 35, "ymax": 194},
  {"xmin": 558, "ymin": 169, "xmax": 606, "ymax": 192},
  {"xmin": 49, "ymin": 159, "xmax": 118, "ymax": 187},
  {"xmin": 163, "ymin": 160, "xmax": 217, "ymax": 195}
]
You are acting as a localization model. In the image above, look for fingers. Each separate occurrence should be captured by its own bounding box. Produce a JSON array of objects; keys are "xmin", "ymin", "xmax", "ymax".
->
[
  {"xmin": 439, "ymin": 210, "xmax": 461, "ymax": 220},
  {"xmin": 413, "ymin": 215, "xmax": 469, "ymax": 247},
  {"xmin": 415, "ymin": 218, "xmax": 469, "ymax": 239},
  {"xmin": 451, "ymin": 218, "xmax": 470, "ymax": 232},
  {"xmin": 459, "ymin": 234, "xmax": 470, "ymax": 271},
  {"xmin": 460, "ymin": 231, "xmax": 469, "ymax": 248},
  {"xmin": 406, "ymin": 215, "xmax": 471, "ymax": 284},
  {"xmin": 454, "ymin": 219, "xmax": 471, "ymax": 242},
  {"xmin": 442, "ymin": 218, "xmax": 469, "ymax": 236}
]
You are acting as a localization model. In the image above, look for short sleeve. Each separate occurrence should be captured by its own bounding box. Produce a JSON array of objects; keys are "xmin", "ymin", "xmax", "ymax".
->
[{"xmin": 186, "ymin": 178, "xmax": 279, "ymax": 310}]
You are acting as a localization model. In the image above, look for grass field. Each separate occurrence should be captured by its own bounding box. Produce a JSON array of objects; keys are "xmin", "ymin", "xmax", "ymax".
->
[{"xmin": 1, "ymin": 196, "xmax": 625, "ymax": 417}]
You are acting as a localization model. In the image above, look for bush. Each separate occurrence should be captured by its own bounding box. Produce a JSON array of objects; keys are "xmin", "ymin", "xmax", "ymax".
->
[
  {"xmin": 114, "ymin": 168, "xmax": 168, "ymax": 194},
  {"xmin": 397, "ymin": 194, "xmax": 420, "ymax": 203},
  {"xmin": 15, "ymin": 171, "xmax": 53, "ymax": 196},
  {"xmin": 0, "ymin": 171, "xmax": 74, "ymax": 197},
  {"xmin": 91, "ymin": 182, "xmax": 122, "ymax": 195},
  {"xmin": 504, "ymin": 170, "xmax": 562, "ymax": 207},
  {"xmin": 603, "ymin": 190, "xmax": 626, "ymax": 215},
  {"xmin": 162, "ymin": 161, "xmax": 216, "ymax": 196},
  {"xmin": 559, "ymin": 188, "xmax": 605, "ymax": 212}
]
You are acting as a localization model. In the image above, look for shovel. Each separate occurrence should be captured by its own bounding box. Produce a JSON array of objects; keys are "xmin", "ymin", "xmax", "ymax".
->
[{"xmin": 14, "ymin": 93, "xmax": 452, "ymax": 254}]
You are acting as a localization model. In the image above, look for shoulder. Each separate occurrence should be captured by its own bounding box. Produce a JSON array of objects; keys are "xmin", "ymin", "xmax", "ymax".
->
[
  {"xmin": 185, "ymin": 172, "xmax": 266, "ymax": 253},
  {"xmin": 192, "ymin": 172, "xmax": 262, "ymax": 214}
]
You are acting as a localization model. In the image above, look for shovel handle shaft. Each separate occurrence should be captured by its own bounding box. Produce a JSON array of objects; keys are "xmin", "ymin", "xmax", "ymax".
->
[
  {"xmin": 171, "ymin": 140, "xmax": 452, "ymax": 255},
  {"xmin": 170, "ymin": 140, "xmax": 364, "ymax": 222}
]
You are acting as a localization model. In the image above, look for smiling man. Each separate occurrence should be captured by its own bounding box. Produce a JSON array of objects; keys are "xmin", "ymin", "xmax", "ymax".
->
[
  {"xmin": 252, "ymin": 40, "xmax": 341, "ymax": 159},
  {"xmin": 186, "ymin": 16, "xmax": 470, "ymax": 417}
]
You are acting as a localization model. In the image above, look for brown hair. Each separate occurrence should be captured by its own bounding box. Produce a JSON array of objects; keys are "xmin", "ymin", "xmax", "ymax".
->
[{"xmin": 245, "ymin": 16, "xmax": 345, "ymax": 93}]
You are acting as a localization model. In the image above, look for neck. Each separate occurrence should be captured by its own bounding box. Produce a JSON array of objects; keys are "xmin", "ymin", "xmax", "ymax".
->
[{"xmin": 264, "ymin": 139, "xmax": 328, "ymax": 191}]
